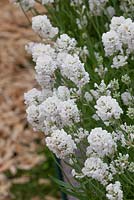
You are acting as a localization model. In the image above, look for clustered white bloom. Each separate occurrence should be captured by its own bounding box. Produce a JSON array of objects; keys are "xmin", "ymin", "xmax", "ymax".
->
[
  {"xmin": 121, "ymin": 123, "xmax": 134, "ymax": 146},
  {"xmin": 110, "ymin": 153, "xmax": 129, "ymax": 174},
  {"xmin": 46, "ymin": 129, "xmax": 77, "ymax": 159},
  {"xmin": 102, "ymin": 16, "xmax": 134, "ymax": 68},
  {"xmin": 91, "ymin": 80, "xmax": 111, "ymax": 99},
  {"xmin": 59, "ymin": 54, "xmax": 90, "ymax": 89},
  {"xmin": 35, "ymin": 54, "xmax": 57, "ymax": 88},
  {"xmin": 84, "ymin": 92, "xmax": 93, "ymax": 102},
  {"xmin": 24, "ymin": 15, "xmax": 91, "ymax": 162},
  {"xmin": 95, "ymin": 96, "xmax": 123, "ymax": 122},
  {"xmin": 54, "ymin": 86, "xmax": 70, "ymax": 101},
  {"xmin": 111, "ymin": 55, "xmax": 128, "ymax": 69},
  {"xmin": 121, "ymin": 91, "xmax": 132, "ymax": 106},
  {"xmin": 26, "ymin": 20, "xmax": 89, "ymax": 91},
  {"xmin": 19, "ymin": 1, "xmax": 134, "ymax": 198},
  {"xmin": 55, "ymin": 34, "xmax": 77, "ymax": 53},
  {"xmin": 102, "ymin": 30, "xmax": 123, "ymax": 57},
  {"xmin": 24, "ymin": 88, "xmax": 43, "ymax": 106},
  {"xmin": 82, "ymin": 157, "xmax": 111, "ymax": 185},
  {"xmin": 106, "ymin": 181, "xmax": 123, "ymax": 200},
  {"xmin": 57, "ymin": 100, "xmax": 80, "ymax": 126},
  {"xmin": 87, "ymin": 128, "xmax": 116, "ymax": 157},
  {"xmin": 74, "ymin": 128, "xmax": 89, "ymax": 143},
  {"xmin": 26, "ymin": 43, "xmax": 55, "ymax": 62},
  {"xmin": 25, "ymin": 88, "xmax": 80, "ymax": 134},
  {"xmin": 32, "ymin": 15, "xmax": 58, "ymax": 39}
]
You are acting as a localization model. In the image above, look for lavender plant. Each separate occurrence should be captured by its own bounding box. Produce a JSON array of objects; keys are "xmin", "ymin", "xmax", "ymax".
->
[{"xmin": 11, "ymin": 0, "xmax": 134, "ymax": 199}]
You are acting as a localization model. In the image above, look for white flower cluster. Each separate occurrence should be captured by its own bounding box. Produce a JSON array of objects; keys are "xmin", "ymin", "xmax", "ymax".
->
[
  {"xmin": 102, "ymin": 29, "xmax": 122, "ymax": 57},
  {"xmin": 26, "ymin": 24, "xmax": 89, "ymax": 91},
  {"xmin": 24, "ymin": 88, "xmax": 43, "ymax": 106},
  {"xmin": 54, "ymin": 86, "xmax": 70, "ymax": 101},
  {"xmin": 57, "ymin": 99, "xmax": 80, "ymax": 126},
  {"xmin": 106, "ymin": 181, "xmax": 123, "ymax": 200},
  {"xmin": 26, "ymin": 43, "xmax": 55, "ymax": 62},
  {"xmin": 95, "ymin": 96, "xmax": 123, "ymax": 122},
  {"xmin": 87, "ymin": 128, "xmax": 116, "ymax": 157},
  {"xmin": 121, "ymin": 91, "xmax": 132, "ymax": 106},
  {"xmin": 24, "ymin": 15, "xmax": 91, "ymax": 160},
  {"xmin": 111, "ymin": 55, "xmax": 128, "ymax": 69},
  {"xmin": 32, "ymin": 15, "xmax": 58, "ymax": 39},
  {"xmin": 46, "ymin": 129, "xmax": 77, "ymax": 159},
  {"xmin": 82, "ymin": 157, "xmax": 111, "ymax": 185},
  {"xmin": 59, "ymin": 54, "xmax": 90, "ymax": 89},
  {"xmin": 121, "ymin": 123, "xmax": 134, "ymax": 146},
  {"xmin": 84, "ymin": 92, "xmax": 93, "ymax": 102},
  {"xmin": 25, "ymin": 87, "xmax": 80, "ymax": 134},
  {"xmin": 90, "ymin": 80, "xmax": 111, "ymax": 100},
  {"xmin": 74, "ymin": 128, "xmax": 89, "ymax": 143},
  {"xmin": 110, "ymin": 153, "xmax": 129, "ymax": 174},
  {"xmin": 55, "ymin": 34, "xmax": 77, "ymax": 53},
  {"xmin": 88, "ymin": 0, "xmax": 109, "ymax": 16},
  {"xmin": 18, "ymin": 0, "xmax": 134, "ymax": 197},
  {"xmin": 102, "ymin": 16, "xmax": 134, "ymax": 68},
  {"xmin": 35, "ymin": 54, "xmax": 57, "ymax": 88}
]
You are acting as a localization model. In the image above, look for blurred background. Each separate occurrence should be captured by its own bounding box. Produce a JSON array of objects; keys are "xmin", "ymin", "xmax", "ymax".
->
[{"xmin": 0, "ymin": 1, "xmax": 60, "ymax": 199}]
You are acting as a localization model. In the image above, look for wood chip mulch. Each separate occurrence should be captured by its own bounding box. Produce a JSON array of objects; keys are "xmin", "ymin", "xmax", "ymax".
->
[{"xmin": 0, "ymin": 1, "xmax": 47, "ymax": 199}]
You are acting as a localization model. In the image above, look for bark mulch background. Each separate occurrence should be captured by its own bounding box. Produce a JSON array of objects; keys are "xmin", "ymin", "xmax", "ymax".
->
[{"xmin": 0, "ymin": 1, "xmax": 59, "ymax": 200}]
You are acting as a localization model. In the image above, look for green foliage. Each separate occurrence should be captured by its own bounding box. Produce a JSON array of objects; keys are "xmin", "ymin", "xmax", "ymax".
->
[{"xmin": 9, "ymin": 148, "xmax": 59, "ymax": 200}]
